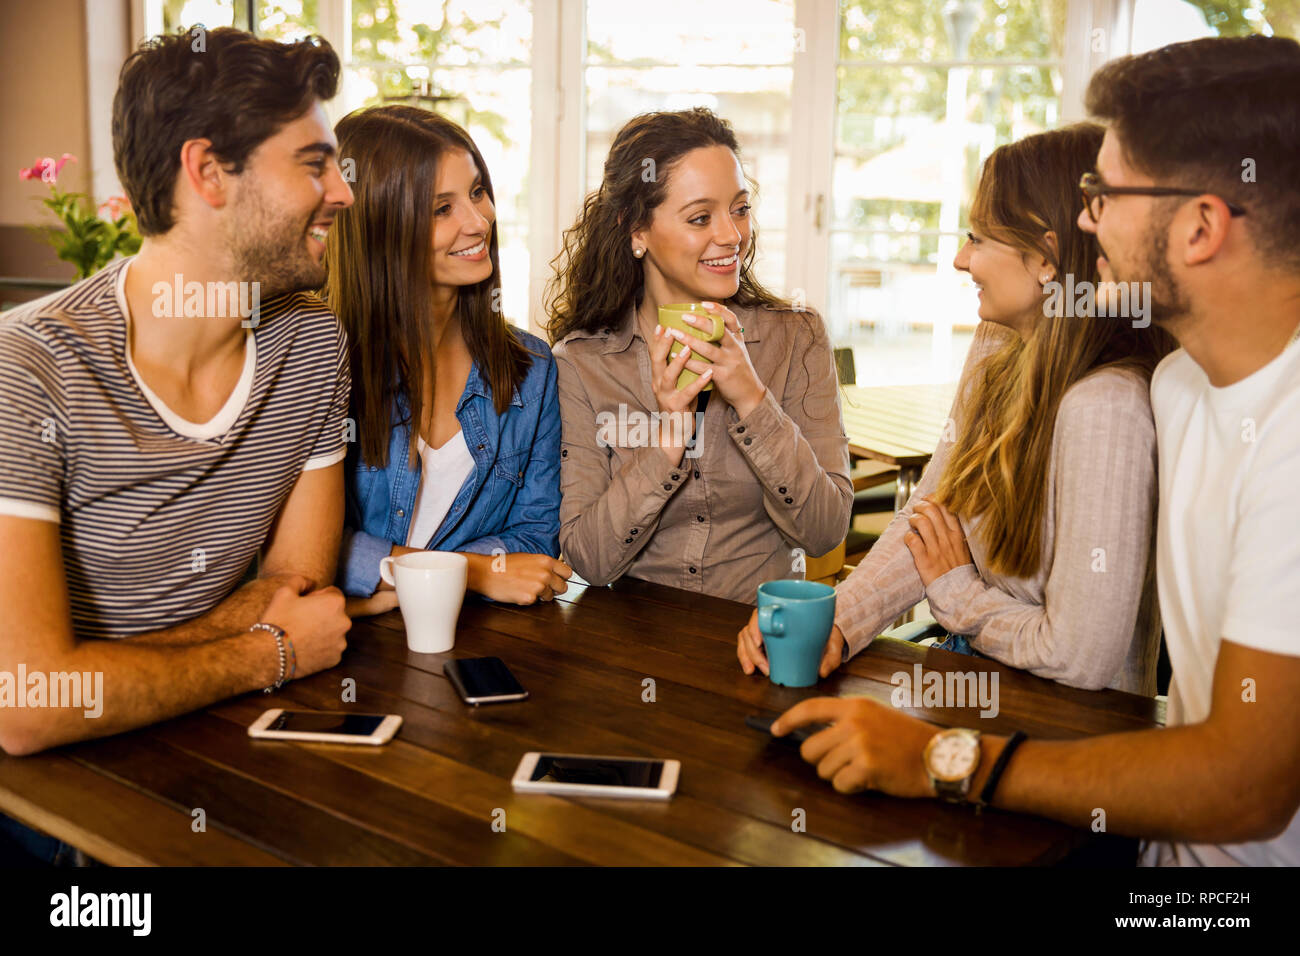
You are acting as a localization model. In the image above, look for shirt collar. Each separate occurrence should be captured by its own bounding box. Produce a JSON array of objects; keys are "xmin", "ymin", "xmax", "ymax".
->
[{"xmin": 460, "ymin": 358, "xmax": 523, "ymax": 410}]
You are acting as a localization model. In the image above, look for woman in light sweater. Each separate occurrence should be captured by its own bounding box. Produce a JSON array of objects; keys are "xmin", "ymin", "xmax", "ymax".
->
[{"xmin": 737, "ymin": 123, "xmax": 1176, "ymax": 694}]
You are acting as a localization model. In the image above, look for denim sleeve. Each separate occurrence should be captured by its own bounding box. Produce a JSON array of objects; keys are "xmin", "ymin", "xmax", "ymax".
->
[
  {"xmin": 460, "ymin": 354, "xmax": 562, "ymax": 558},
  {"xmin": 337, "ymin": 525, "xmax": 394, "ymax": 597}
]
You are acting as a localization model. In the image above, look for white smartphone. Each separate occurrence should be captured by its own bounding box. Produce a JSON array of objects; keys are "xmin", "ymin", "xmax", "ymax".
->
[
  {"xmin": 511, "ymin": 752, "xmax": 680, "ymax": 800},
  {"xmin": 247, "ymin": 709, "xmax": 402, "ymax": 746}
]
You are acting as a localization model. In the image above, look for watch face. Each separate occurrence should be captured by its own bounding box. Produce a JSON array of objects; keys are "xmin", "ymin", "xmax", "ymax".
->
[{"xmin": 928, "ymin": 731, "xmax": 980, "ymax": 782}]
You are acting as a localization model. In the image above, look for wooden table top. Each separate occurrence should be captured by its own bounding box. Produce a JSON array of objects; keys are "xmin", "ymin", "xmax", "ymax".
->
[
  {"xmin": 840, "ymin": 382, "xmax": 958, "ymax": 467},
  {"xmin": 0, "ymin": 577, "xmax": 1163, "ymax": 866}
]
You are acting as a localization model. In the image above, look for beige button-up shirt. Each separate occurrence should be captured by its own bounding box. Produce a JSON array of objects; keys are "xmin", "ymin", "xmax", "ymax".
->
[{"xmin": 552, "ymin": 303, "xmax": 852, "ymax": 605}]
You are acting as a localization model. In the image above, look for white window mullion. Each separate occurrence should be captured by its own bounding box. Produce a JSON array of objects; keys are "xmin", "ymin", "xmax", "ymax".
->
[
  {"xmin": 785, "ymin": 0, "xmax": 838, "ymax": 326},
  {"xmin": 1062, "ymin": 0, "xmax": 1135, "ymax": 122},
  {"xmin": 528, "ymin": 0, "xmax": 585, "ymax": 335}
]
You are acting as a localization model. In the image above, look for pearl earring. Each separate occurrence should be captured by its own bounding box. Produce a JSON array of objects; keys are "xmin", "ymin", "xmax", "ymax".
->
[{"xmin": 633, "ymin": 247, "xmax": 645, "ymax": 258}]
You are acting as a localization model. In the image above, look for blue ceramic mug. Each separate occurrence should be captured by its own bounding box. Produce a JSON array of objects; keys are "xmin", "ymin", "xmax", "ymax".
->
[{"xmin": 756, "ymin": 580, "xmax": 836, "ymax": 687}]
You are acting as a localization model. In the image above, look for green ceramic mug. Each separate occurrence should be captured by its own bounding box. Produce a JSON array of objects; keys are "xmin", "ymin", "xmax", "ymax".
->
[{"xmin": 657, "ymin": 303, "xmax": 725, "ymax": 391}]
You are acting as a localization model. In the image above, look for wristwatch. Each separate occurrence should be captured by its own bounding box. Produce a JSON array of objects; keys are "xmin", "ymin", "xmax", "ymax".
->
[{"xmin": 923, "ymin": 728, "xmax": 982, "ymax": 801}]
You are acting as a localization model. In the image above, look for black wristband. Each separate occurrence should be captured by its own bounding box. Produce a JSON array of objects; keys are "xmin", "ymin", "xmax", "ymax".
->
[{"xmin": 975, "ymin": 730, "xmax": 1026, "ymax": 811}]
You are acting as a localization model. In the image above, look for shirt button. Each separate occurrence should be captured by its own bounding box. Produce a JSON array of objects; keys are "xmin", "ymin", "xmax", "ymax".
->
[
  {"xmin": 624, "ymin": 538, "xmax": 632, "ymax": 544},
  {"xmin": 478, "ymin": 444, "xmax": 485, "ymax": 450},
  {"xmin": 689, "ymin": 566, "xmax": 697, "ymax": 574},
  {"xmin": 784, "ymin": 497, "xmax": 794, "ymax": 504},
  {"xmin": 630, "ymin": 529, "xmax": 638, "ymax": 535},
  {"xmin": 396, "ymin": 508, "xmax": 405, "ymax": 517},
  {"xmin": 671, "ymin": 473, "xmax": 680, "ymax": 481},
  {"xmin": 696, "ymin": 515, "xmax": 705, "ymax": 522},
  {"xmin": 561, "ymin": 449, "xmax": 568, "ymax": 458},
  {"xmin": 694, "ymin": 471, "xmax": 700, "ymax": 479},
  {"xmin": 744, "ymin": 437, "xmax": 752, "ymax": 446},
  {"xmin": 663, "ymin": 483, "xmax": 672, "ymax": 491},
  {"xmin": 778, "ymin": 486, "xmax": 787, "ymax": 494},
  {"xmin": 736, "ymin": 426, "xmax": 745, "ymax": 434}
]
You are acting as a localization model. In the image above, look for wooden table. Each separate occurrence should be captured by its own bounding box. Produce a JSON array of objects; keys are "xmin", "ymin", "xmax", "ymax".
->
[
  {"xmin": 0, "ymin": 578, "xmax": 1162, "ymax": 866},
  {"xmin": 840, "ymin": 382, "xmax": 958, "ymax": 511}
]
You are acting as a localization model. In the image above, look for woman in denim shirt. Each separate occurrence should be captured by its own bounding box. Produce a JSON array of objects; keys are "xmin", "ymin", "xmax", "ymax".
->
[{"xmin": 325, "ymin": 107, "xmax": 570, "ymax": 613}]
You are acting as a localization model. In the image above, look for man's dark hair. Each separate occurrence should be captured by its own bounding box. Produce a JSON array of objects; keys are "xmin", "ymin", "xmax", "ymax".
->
[
  {"xmin": 112, "ymin": 27, "xmax": 340, "ymax": 236},
  {"xmin": 1086, "ymin": 35, "xmax": 1300, "ymax": 272}
]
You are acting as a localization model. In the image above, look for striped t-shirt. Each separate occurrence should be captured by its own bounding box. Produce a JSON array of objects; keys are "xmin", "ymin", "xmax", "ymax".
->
[{"xmin": 0, "ymin": 257, "xmax": 349, "ymax": 639}]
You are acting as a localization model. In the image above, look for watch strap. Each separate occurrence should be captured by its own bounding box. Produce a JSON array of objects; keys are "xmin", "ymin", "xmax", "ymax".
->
[{"xmin": 975, "ymin": 730, "xmax": 1027, "ymax": 810}]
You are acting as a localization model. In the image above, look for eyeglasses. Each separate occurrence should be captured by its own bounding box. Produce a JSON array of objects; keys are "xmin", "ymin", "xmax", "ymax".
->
[{"xmin": 1078, "ymin": 172, "xmax": 1247, "ymax": 224}]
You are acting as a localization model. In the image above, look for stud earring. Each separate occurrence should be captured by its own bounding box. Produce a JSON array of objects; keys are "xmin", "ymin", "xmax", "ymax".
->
[{"xmin": 633, "ymin": 247, "xmax": 645, "ymax": 258}]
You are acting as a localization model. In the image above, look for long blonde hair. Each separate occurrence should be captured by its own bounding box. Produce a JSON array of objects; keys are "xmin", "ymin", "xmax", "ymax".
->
[{"xmin": 935, "ymin": 124, "xmax": 1175, "ymax": 579}]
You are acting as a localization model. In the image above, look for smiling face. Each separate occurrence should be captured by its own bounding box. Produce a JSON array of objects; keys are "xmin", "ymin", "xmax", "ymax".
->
[
  {"xmin": 428, "ymin": 148, "xmax": 496, "ymax": 293},
  {"xmin": 632, "ymin": 145, "xmax": 752, "ymax": 304},
  {"xmin": 1078, "ymin": 128, "xmax": 1190, "ymax": 323},
  {"xmin": 951, "ymin": 228, "xmax": 1045, "ymax": 337},
  {"xmin": 226, "ymin": 100, "xmax": 353, "ymax": 296}
]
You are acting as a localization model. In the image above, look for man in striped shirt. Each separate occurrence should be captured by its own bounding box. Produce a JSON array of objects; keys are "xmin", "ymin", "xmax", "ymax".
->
[{"xmin": 0, "ymin": 28, "xmax": 354, "ymax": 760}]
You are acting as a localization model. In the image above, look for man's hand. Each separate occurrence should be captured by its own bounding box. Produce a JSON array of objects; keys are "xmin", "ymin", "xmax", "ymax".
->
[
  {"xmin": 737, "ymin": 611, "xmax": 845, "ymax": 678},
  {"xmin": 259, "ymin": 579, "xmax": 350, "ymax": 678},
  {"xmin": 904, "ymin": 496, "xmax": 973, "ymax": 587},
  {"xmin": 469, "ymin": 553, "xmax": 573, "ymax": 605},
  {"xmin": 772, "ymin": 696, "xmax": 937, "ymax": 797}
]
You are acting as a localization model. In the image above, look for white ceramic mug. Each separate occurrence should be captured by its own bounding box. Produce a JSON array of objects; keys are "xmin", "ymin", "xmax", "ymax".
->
[{"xmin": 378, "ymin": 551, "xmax": 469, "ymax": 654}]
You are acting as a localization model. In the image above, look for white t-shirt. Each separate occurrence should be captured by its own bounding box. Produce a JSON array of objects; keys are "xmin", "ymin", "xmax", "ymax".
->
[
  {"xmin": 405, "ymin": 430, "xmax": 476, "ymax": 548},
  {"xmin": 1141, "ymin": 336, "xmax": 1300, "ymax": 866}
]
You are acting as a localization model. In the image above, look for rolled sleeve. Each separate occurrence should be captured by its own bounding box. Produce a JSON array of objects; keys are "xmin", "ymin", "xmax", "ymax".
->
[{"xmin": 338, "ymin": 525, "xmax": 393, "ymax": 597}]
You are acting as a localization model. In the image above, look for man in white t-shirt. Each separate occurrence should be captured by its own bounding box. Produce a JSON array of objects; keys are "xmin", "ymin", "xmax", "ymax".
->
[
  {"xmin": 0, "ymin": 28, "xmax": 355, "ymax": 762},
  {"xmin": 772, "ymin": 35, "xmax": 1300, "ymax": 865}
]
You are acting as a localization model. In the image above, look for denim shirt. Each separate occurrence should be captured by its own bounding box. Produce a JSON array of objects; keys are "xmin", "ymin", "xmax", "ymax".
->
[{"xmin": 339, "ymin": 329, "xmax": 561, "ymax": 597}]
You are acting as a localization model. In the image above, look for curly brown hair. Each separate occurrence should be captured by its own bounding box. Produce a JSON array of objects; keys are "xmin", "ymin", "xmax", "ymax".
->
[{"xmin": 545, "ymin": 108, "xmax": 788, "ymax": 344}]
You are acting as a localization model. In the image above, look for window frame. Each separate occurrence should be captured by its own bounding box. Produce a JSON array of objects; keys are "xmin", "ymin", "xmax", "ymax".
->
[{"xmin": 122, "ymin": 0, "xmax": 1137, "ymax": 341}]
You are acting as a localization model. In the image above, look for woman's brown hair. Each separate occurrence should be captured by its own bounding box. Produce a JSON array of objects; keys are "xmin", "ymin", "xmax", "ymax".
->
[
  {"xmin": 935, "ymin": 123, "xmax": 1176, "ymax": 579},
  {"xmin": 323, "ymin": 106, "xmax": 532, "ymax": 468},
  {"xmin": 545, "ymin": 107, "xmax": 789, "ymax": 343}
]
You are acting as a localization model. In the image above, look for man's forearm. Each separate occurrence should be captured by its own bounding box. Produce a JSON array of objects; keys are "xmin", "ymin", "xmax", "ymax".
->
[
  {"xmin": 1, "ymin": 627, "xmax": 279, "ymax": 756},
  {"xmin": 125, "ymin": 573, "xmax": 302, "ymax": 646},
  {"xmin": 981, "ymin": 724, "xmax": 1279, "ymax": 844}
]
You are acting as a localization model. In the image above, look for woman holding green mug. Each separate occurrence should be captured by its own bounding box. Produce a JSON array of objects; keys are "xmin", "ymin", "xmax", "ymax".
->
[{"xmin": 546, "ymin": 108, "xmax": 852, "ymax": 604}]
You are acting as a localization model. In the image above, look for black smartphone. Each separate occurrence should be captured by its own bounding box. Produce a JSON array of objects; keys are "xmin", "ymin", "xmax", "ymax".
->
[
  {"xmin": 444, "ymin": 657, "xmax": 529, "ymax": 705},
  {"xmin": 745, "ymin": 711, "xmax": 826, "ymax": 744}
]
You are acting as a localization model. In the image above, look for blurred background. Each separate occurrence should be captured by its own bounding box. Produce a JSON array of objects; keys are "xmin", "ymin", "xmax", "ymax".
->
[{"xmin": 2, "ymin": 0, "xmax": 1294, "ymax": 385}]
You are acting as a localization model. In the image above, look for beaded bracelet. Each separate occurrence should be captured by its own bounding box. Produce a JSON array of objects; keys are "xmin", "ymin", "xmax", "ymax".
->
[{"xmin": 252, "ymin": 622, "xmax": 289, "ymax": 694}]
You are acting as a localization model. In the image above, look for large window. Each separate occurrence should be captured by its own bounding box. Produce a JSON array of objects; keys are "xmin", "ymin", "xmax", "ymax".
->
[
  {"xmin": 828, "ymin": 0, "xmax": 1067, "ymax": 385},
  {"xmin": 1132, "ymin": 1, "xmax": 1296, "ymax": 51},
  {"xmin": 136, "ymin": 0, "xmax": 1293, "ymax": 375},
  {"xmin": 154, "ymin": 0, "xmax": 534, "ymax": 325},
  {"xmin": 583, "ymin": 0, "xmax": 796, "ymax": 292}
]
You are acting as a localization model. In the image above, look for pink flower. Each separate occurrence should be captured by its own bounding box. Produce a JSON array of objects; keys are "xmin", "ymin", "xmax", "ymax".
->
[
  {"xmin": 98, "ymin": 195, "xmax": 132, "ymax": 219},
  {"xmin": 18, "ymin": 153, "xmax": 75, "ymax": 184}
]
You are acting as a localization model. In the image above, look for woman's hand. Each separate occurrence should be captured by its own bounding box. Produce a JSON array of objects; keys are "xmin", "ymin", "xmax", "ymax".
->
[
  {"xmin": 648, "ymin": 322, "xmax": 714, "ymax": 467},
  {"xmin": 667, "ymin": 302, "xmax": 766, "ymax": 419},
  {"xmin": 467, "ymin": 552, "xmax": 573, "ymax": 605},
  {"xmin": 904, "ymin": 497, "xmax": 974, "ymax": 587},
  {"xmin": 345, "ymin": 590, "xmax": 400, "ymax": 618},
  {"xmin": 737, "ymin": 610, "xmax": 846, "ymax": 679},
  {"xmin": 771, "ymin": 696, "xmax": 936, "ymax": 798}
]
